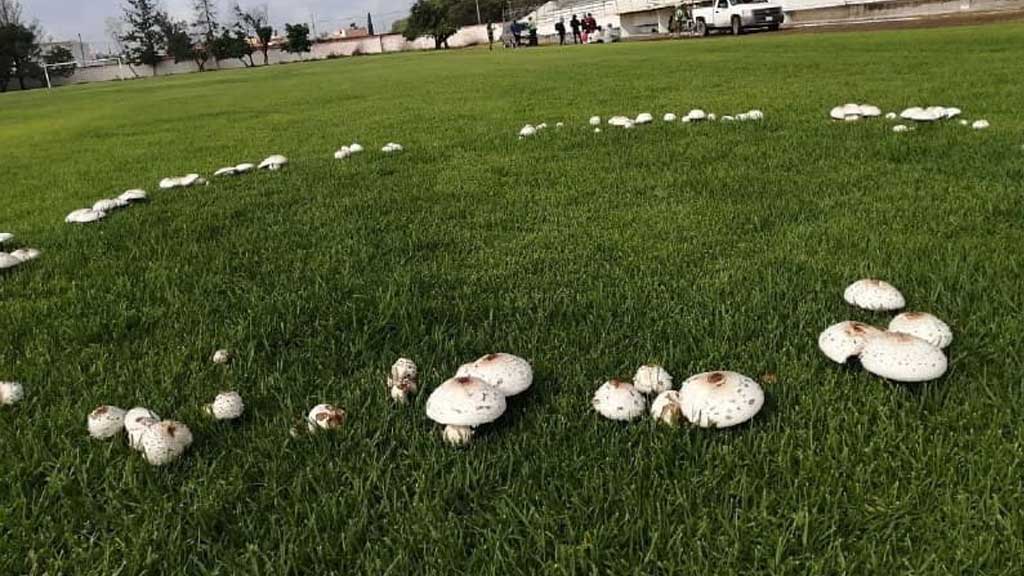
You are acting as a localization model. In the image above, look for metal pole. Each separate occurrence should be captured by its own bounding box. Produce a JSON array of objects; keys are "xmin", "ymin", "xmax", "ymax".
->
[
  {"xmin": 44, "ymin": 64, "xmax": 52, "ymax": 90},
  {"xmin": 117, "ymin": 56, "xmax": 125, "ymax": 80},
  {"xmin": 476, "ymin": 0, "xmax": 482, "ymax": 24},
  {"xmin": 78, "ymin": 33, "xmax": 86, "ymax": 61}
]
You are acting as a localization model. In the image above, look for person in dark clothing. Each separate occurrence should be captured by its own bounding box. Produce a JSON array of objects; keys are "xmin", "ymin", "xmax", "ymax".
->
[
  {"xmin": 570, "ymin": 14, "xmax": 582, "ymax": 44},
  {"xmin": 527, "ymin": 17, "xmax": 538, "ymax": 46},
  {"xmin": 487, "ymin": 22, "xmax": 494, "ymax": 50},
  {"xmin": 511, "ymin": 20, "xmax": 522, "ymax": 47},
  {"xmin": 555, "ymin": 17, "xmax": 567, "ymax": 45}
]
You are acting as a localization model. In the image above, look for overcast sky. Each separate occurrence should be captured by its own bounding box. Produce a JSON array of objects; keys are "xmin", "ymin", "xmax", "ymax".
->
[{"xmin": 26, "ymin": 0, "xmax": 414, "ymax": 44}]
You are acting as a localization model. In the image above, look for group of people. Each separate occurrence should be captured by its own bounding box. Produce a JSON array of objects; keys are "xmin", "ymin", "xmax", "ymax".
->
[
  {"xmin": 554, "ymin": 13, "xmax": 599, "ymax": 45},
  {"xmin": 497, "ymin": 12, "xmax": 615, "ymax": 49},
  {"xmin": 505, "ymin": 18, "xmax": 539, "ymax": 48}
]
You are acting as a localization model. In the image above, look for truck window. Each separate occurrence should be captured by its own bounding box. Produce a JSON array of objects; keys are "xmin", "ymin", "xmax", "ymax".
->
[{"xmin": 717, "ymin": 0, "xmax": 729, "ymax": 8}]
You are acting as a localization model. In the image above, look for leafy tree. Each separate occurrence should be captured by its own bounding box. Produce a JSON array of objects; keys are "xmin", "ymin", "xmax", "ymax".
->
[
  {"xmin": 283, "ymin": 23, "xmax": 311, "ymax": 56},
  {"xmin": 390, "ymin": 17, "xmax": 407, "ymax": 34},
  {"xmin": 120, "ymin": 0, "xmax": 166, "ymax": 76},
  {"xmin": 403, "ymin": 0, "xmax": 456, "ymax": 50},
  {"xmin": 192, "ymin": 0, "xmax": 218, "ymax": 46},
  {"xmin": 44, "ymin": 45, "xmax": 76, "ymax": 78},
  {"xmin": 233, "ymin": 3, "xmax": 272, "ymax": 65},
  {"xmin": 0, "ymin": 0, "xmax": 43, "ymax": 91},
  {"xmin": 211, "ymin": 28, "xmax": 253, "ymax": 67},
  {"xmin": 160, "ymin": 15, "xmax": 209, "ymax": 71}
]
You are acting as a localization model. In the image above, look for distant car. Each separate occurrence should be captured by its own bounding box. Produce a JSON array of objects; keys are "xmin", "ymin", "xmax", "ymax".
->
[{"xmin": 691, "ymin": 0, "xmax": 785, "ymax": 36}]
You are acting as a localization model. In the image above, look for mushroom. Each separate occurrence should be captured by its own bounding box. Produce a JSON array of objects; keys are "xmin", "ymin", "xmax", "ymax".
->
[
  {"xmin": 179, "ymin": 173, "xmax": 203, "ymax": 186},
  {"xmin": 306, "ymin": 403, "xmax": 346, "ymax": 432},
  {"xmin": 0, "ymin": 381, "xmax": 24, "ymax": 405},
  {"xmin": 885, "ymin": 112, "xmax": 898, "ymax": 120},
  {"xmin": 686, "ymin": 109, "xmax": 707, "ymax": 121},
  {"xmin": 65, "ymin": 208, "xmax": 106, "ymax": 224},
  {"xmin": 859, "ymin": 104, "xmax": 881, "ymax": 117},
  {"xmin": 843, "ymin": 279, "xmax": 905, "ymax": 311},
  {"xmin": 888, "ymin": 312, "xmax": 952, "ymax": 349},
  {"xmin": 818, "ymin": 321, "xmax": 883, "ymax": 364},
  {"xmin": 942, "ymin": 107, "xmax": 961, "ymax": 119},
  {"xmin": 334, "ymin": 146, "xmax": 352, "ymax": 160},
  {"xmin": 635, "ymin": 113, "xmax": 653, "ymax": 125},
  {"xmin": 10, "ymin": 248, "xmax": 41, "ymax": 262},
  {"xmin": 663, "ymin": 113, "xmax": 677, "ymax": 122},
  {"xmin": 959, "ymin": 119, "xmax": 969, "ymax": 126},
  {"xmin": 650, "ymin": 390, "xmax": 683, "ymax": 426},
  {"xmin": 859, "ymin": 331, "xmax": 947, "ymax": 382},
  {"xmin": 159, "ymin": 177, "xmax": 180, "ymax": 189},
  {"xmin": 140, "ymin": 420, "xmax": 193, "ymax": 465},
  {"xmin": 892, "ymin": 124, "xmax": 911, "ymax": 133},
  {"xmin": 0, "ymin": 253, "xmax": 21, "ymax": 270},
  {"xmin": 591, "ymin": 380, "xmax": 646, "ymax": 421},
  {"xmin": 425, "ymin": 376, "xmax": 507, "ymax": 446},
  {"xmin": 829, "ymin": 106, "xmax": 845, "ymax": 121},
  {"xmin": 900, "ymin": 107, "xmax": 924, "ymax": 120},
  {"xmin": 87, "ymin": 405, "xmax": 126, "ymax": 439},
  {"xmin": 211, "ymin": 349, "xmax": 232, "ymax": 365},
  {"xmin": 519, "ymin": 125, "xmax": 537, "ymax": 138},
  {"xmin": 124, "ymin": 407, "xmax": 160, "ymax": 450},
  {"xmin": 633, "ymin": 364, "xmax": 673, "ymax": 395},
  {"xmin": 536, "ymin": 123, "xmax": 548, "ymax": 130},
  {"xmin": 721, "ymin": 115, "xmax": 735, "ymax": 122},
  {"xmin": 118, "ymin": 189, "xmax": 148, "ymax": 203},
  {"xmin": 382, "ymin": 143, "xmax": 403, "ymax": 153},
  {"xmin": 455, "ymin": 353, "xmax": 532, "ymax": 397},
  {"xmin": 258, "ymin": 155, "xmax": 288, "ymax": 171},
  {"xmin": 589, "ymin": 116, "xmax": 601, "ymax": 126},
  {"xmin": 0, "ymin": 232, "xmax": 12, "ymax": 244},
  {"xmin": 555, "ymin": 122, "xmax": 564, "ymax": 128},
  {"xmin": 387, "ymin": 357, "xmax": 418, "ymax": 404},
  {"xmin": 607, "ymin": 116, "xmax": 629, "ymax": 127},
  {"xmin": 747, "ymin": 109, "xmax": 764, "ymax": 120},
  {"xmin": 677, "ymin": 371, "xmax": 764, "ymax": 429},
  {"xmin": 593, "ymin": 127, "xmax": 601, "ymax": 133},
  {"xmin": 972, "ymin": 120, "xmax": 990, "ymax": 130},
  {"xmin": 205, "ymin": 391, "xmax": 245, "ymax": 420},
  {"xmin": 234, "ymin": 163, "xmax": 255, "ymax": 173},
  {"xmin": 93, "ymin": 198, "xmax": 128, "ymax": 212},
  {"xmin": 214, "ymin": 166, "xmax": 239, "ymax": 176},
  {"xmin": 707, "ymin": 113, "xmax": 717, "ymax": 121}
]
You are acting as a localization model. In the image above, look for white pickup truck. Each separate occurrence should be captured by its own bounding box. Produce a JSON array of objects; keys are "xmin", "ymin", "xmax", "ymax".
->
[{"xmin": 691, "ymin": 0, "xmax": 785, "ymax": 36}]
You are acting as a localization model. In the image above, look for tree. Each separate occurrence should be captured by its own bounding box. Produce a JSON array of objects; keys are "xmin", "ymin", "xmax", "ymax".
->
[
  {"xmin": 120, "ymin": 0, "xmax": 166, "ymax": 76},
  {"xmin": 160, "ymin": 15, "xmax": 209, "ymax": 71},
  {"xmin": 390, "ymin": 18, "xmax": 408, "ymax": 34},
  {"xmin": 211, "ymin": 28, "xmax": 253, "ymax": 67},
  {"xmin": 0, "ymin": 0, "xmax": 43, "ymax": 91},
  {"xmin": 192, "ymin": 0, "xmax": 217, "ymax": 66},
  {"xmin": 44, "ymin": 45, "xmax": 76, "ymax": 78},
  {"xmin": 233, "ymin": 3, "xmax": 272, "ymax": 65},
  {"xmin": 283, "ymin": 23, "xmax": 310, "ymax": 56},
  {"xmin": 366, "ymin": 12, "xmax": 374, "ymax": 36},
  {"xmin": 403, "ymin": 0, "xmax": 456, "ymax": 50}
]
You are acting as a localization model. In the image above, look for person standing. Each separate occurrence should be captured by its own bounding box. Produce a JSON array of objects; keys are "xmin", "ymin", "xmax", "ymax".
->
[
  {"xmin": 570, "ymin": 14, "xmax": 582, "ymax": 44},
  {"xmin": 511, "ymin": 20, "xmax": 522, "ymax": 47},
  {"xmin": 555, "ymin": 17, "xmax": 567, "ymax": 45},
  {"xmin": 528, "ymin": 17, "xmax": 538, "ymax": 47}
]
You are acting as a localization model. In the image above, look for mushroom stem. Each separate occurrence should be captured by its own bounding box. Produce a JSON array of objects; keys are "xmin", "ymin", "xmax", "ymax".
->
[
  {"xmin": 659, "ymin": 403, "xmax": 682, "ymax": 427},
  {"xmin": 443, "ymin": 425, "xmax": 473, "ymax": 447}
]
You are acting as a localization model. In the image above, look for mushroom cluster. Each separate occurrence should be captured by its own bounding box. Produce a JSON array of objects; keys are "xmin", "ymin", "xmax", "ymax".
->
[
  {"xmin": 819, "ymin": 279, "xmax": 951, "ymax": 383},
  {"xmin": 65, "ymin": 189, "xmax": 149, "ymax": 225},
  {"xmin": 829, "ymin": 103, "xmax": 882, "ymax": 122},
  {"xmin": 334, "ymin": 142, "xmax": 364, "ymax": 159},
  {"xmin": 592, "ymin": 365, "xmax": 765, "ymax": 429},
  {"xmin": 160, "ymin": 173, "xmax": 208, "ymax": 189},
  {"xmin": 90, "ymin": 404, "xmax": 195, "ymax": 466},
  {"xmin": 0, "ymin": 233, "xmax": 41, "ymax": 271},
  {"xmin": 381, "ymin": 142, "xmax": 404, "ymax": 153}
]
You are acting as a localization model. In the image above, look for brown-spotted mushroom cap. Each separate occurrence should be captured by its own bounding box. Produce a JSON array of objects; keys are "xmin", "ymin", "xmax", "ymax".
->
[
  {"xmin": 592, "ymin": 380, "xmax": 646, "ymax": 421},
  {"xmin": 859, "ymin": 332, "xmax": 947, "ymax": 382},
  {"xmin": 677, "ymin": 371, "xmax": 765, "ymax": 429},
  {"xmin": 88, "ymin": 405, "xmax": 127, "ymax": 439},
  {"xmin": 888, "ymin": 312, "xmax": 952, "ymax": 349},
  {"xmin": 455, "ymin": 353, "xmax": 533, "ymax": 397},
  {"xmin": 306, "ymin": 403, "xmax": 347, "ymax": 431},
  {"xmin": 818, "ymin": 321, "xmax": 883, "ymax": 364},
  {"xmin": 843, "ymin": 279, "xmax": 906, "ymax": 311},
  {"xmin": 425, "ymin": 376, "xmax": 507, "ymax": 428}
]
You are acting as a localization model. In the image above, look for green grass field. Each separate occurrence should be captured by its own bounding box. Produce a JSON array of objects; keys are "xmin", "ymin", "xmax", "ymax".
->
[{"xmin": 2, "ymin": 22, "xmax": 1023, "ymax": 575}]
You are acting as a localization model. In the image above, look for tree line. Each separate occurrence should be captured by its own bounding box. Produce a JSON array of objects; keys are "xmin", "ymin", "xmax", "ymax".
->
[
  {"xmin": 0, "ymin": 0, "xmax": 75, "ymax": 91},
  {"xmin": 397, "ymin": 0, "xmax": 539, "ymax": 49}
]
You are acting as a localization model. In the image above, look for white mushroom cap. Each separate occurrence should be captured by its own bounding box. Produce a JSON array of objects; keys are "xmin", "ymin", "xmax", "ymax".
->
[
  {"xmin": 818, "ymin": 321, "xmax": 884, "ymax": 364},
  {"xmin": 555, "ymin": 122, "xmax": 564, "ymax": 128},
  {"xmin": 841, "ymin": 103, "xmax": 862, "ymax": 117},
  {"xmin": 118, "ymin": 189, "xmax": 148, "ymax": 202},
  {"xmin": 859, "ymin": 331, "xmax": 948, "ymax": 382},
  {"xmin": 519, "ymin": 125, "xmax": 536, "ymax": 137},
  {"xmin": 736, "ymin": 112, "xmax": 750, "ymax": 121},
  {"xmin": 859, "ymin": 104, "xmax": 881, "ymax": 117},
  {"xmin": 387, "ymin": 357, "xmax": 418, "ymax": 403},
  {"xmin": 885, "ymin": 112, "xmax": 898, "ymax": 120},
  {"xmin": 622, "ymin": 119, "xmax": 634, "ymax": 129},
  {"xmin": 900, "ymin": 107, "xmax": 924, "ymax": 120},
  {"xmin": 425, "ymin": 376, "xmax": 506, "ymax": 427},
  {"xmin": 212, "ymin": 349, "xmax": 232, "ymax": 365},
  {"xmin": 972, "ymin": 119, "xmax": 990, "ymax": 130},
  {"xmin": 334, "ymin": 147, "xmax": 352, "ymax": 160},
  {"xmin": 0, "ymin": 232, "xmax": 12, "ymax": 244},
  {"xmin": 9, "ymin": 248, "xmax": 41, "ymax": 262},
  {"xmin": 179, "ymin": 173, "xmax": 201, "ymax": 187},
  {"xmin": 213, "ymin": 166, "xmax": 238, "ymax": 176},
  {"xmin": 0, "ymin": 381, "xmax": 24, "ymax": 405},
  {"xmin": 349, "ymin": 143, "xmax": 364, "ymax": 153},
  {"xmin": 88, "ymin": 405, "xmax": 126, "ymax": 439},
  {"xmin": 455, "ymin": 353, "xmax": 533, "ymax": 397},
  {"xmin": 633, "ymin": 364, "xmax": 673, "ymax": 395},
  {"xmin": 536, "ymin": 123, "xmax": 547, "ymax": 130},
  {"xmin": 124, "ymin": 407, "xmax": 160, "ymax": 450},
  {"xmin": 635, "ymin": 112, "xmax": 653, "ymax": 124},
  {"xmin": 0, "ymin": 253, "xmax": 21, "ymax": 269},
  {"xmin": 677, "ymin": 371, "xmax": 764, "ymax": 428},
  {"xmin": 843, "ymin": 279, "xmax": 906, "ymax": 311},
  {"xmin": 650, "ymin": 390, "xmax": 683, "ymax": 426},
  {"xmin": 607, "ymin": 116, "xmax": 629, "ymax": 126},
  {"xmin": 382, "ymin": 142, "xmax": 403, "ymax": 152},
  {"xmin": 306, "ymin": 403, "xmax": 346, "ymax": 431},
  {"xmin": 65, "ymin": 208, "xmax": 106, "ymax": 224},
  {"xmin": 592, "ymin": 380, "xmax": 646, "ymax": 421},
  {"xmin": 686, "ymin": 109, "xmax": 707, "ymax": 121},
  {"xmin": 959, "ymin": 119, "xmax": 969, "ymax": 126},
  {"xmin": 207, "ymin": 391, "xmax": 245, "ymax": 420},
  {"xmin": 593, "ymin": 127, "xmax": 601, "ymax": 133},
  {"xmin": 234, "ymin": 163, "xmax": 255, "ymax": 173},
  {"xmin": 141, "ymin": 420, "xmax": 192, "ymax": 465},
  {"xmin": 707, "ymin": 113, "xmax": 717, "ymax": 121},
  {"xmin": 892, "ymin": 124, "xmax": 911, "ymax": 133},
  {"xmin": 663, "ymin": 113, "xmax": 677, "ymax": 122},
  {"xmin": 829, "ymin": 106, "xmax": 845, "ymax": 120},
  {"xmin": 92, "ymin": 198, "xmax": 128, "ymax": 212},
  {"xmin": 747, "ymin": 109, "xmax": 764, "ymax": 120},
  {"xmin": 589, "ymin": 116, "xmax": 601, "ymax": 126},
  {"xmin": 258, "ymin": 155, "xmax": 288, "ymax": 170},
  {"xmin": 888, "ymin": 312, "xmax": 952, "ymax": 349},
  {"xmin": 159, "ymin": 177, "xmax": 180, "ymax": 189}
]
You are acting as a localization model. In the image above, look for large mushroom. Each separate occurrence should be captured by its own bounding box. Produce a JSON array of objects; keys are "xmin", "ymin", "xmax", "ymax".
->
[
  {"xmin": 888, "ymin": 312, "xmax": 952, "ymax": 349},
  {"xmin": 859, "ymin": 332, "xmax": 947, "ymax": 382},
  {"xmin": 258, "ymin": 155, "xmax": 288, "ymax": 171},
  {"xmin": 633, "ymin": 364, "xmax": 673, "ymax": 395},
  {"xmin": 88, "ymin": 405, "xmax": 126, "ymax": 439},
  {"xmin": 425, "ymin": 376, "xmax": 506, "ymax": 447},
  {"xmin": 843, "ymin": 279, "xmax": 905, "ymax": 311},
  {"xmin": 592, "ymin": 380, "xmax": 646, "ymax": 421},
  {"xmin": 677, "ymin": 371, "xmax": 764, "ymax": 429},
  {"xmin": 0, "ymin": 252, "xmax": 21, "ymax": 270},
  {"xmin": 9, "ymin": 248, "xmax": 41, "ymax": 263},
  {"xmin": 455, "ymin": 353, "xmax": 532, "ymax": 397},
  {"xmin": 118, "ymin": 189, "xmax": 148, "ymax": 203},
  {"xmin": 140, "ymin": 420, "xmax": 193, "ymax": 465},
  {"xmin": 818, "ymin": 321, "xmax": 883, "ymax": 364}
]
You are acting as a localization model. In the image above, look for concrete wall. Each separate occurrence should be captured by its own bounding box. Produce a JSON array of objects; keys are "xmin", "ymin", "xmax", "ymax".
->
[{"xmin": 784, "ymin": 0, "xmax": 1023, "ymax": 23}]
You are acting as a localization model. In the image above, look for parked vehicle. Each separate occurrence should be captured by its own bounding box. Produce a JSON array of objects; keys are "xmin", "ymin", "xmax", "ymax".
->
[{"xmin": 691, "ymin": 0, "xmax": 785, "ymax": 36}]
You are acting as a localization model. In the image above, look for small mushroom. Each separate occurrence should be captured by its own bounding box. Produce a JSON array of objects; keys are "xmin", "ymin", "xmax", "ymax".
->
[
  {"xmin": 179, "ymin": 173, "xmax": 202, "ymax": 187},
  {"xmin": 555, "ymin": 122, "xmax": 564, "ymax": 128},
  {"xmin": 519, "ymin": 125, "xmax": 537, "ymax": 138},
  {"xmin": 93, "ymin": 198, "xmax": 128, "ymax": 212},
  {"xmin": 258, "ymin": 155, "xmax": 288, "ymax": 170},
  {"xmin": 425, "ymin": 376, "xmax": 507, "ymax": 446},
  {"xmin": 212, "ymin": 349, "xmax": 232, "ymax": 365},
  {"xmin": 634, "ymin": 113, "xmax": 653, "ymax": 125},
  {"xmin": 387, "ymin": 357, "xmax": 419, "ymax": 404},
  {"xmin": 650, "ymin": 390, "xmax": 683, "ymax": 427},
  {"xmin": 10, "ymin": 248, "xmax": 41, "ymax": 263},
  {"xmin": 349, "ymin": 143, "xmax": 364, "ymax": 153},
  {"xmin": 663, "ymin": 113, "xmax": 677, "ymax": 122},
  {"xmin": 633, "ymin": 364, "xmax": 673, "ymax": 395},
  {"xmin": 843, "ymin": 279, "xmax": 905, "ymax": 311},
  {"xmin": 306, "ymin": 403, "xmax": 346, "ymax": 432},
  {"xmin": 972, "ymin": 120, "xmax": 989, "ymax": 130},
  {"xmin": 818, "ymin": 321, "xmax": 883, "ymax": 364},
  {"xmin": 593, "ymin": 127, "xmax": 601, "ymax": 133},
  {"xmin": 707, "ymin": 113, "xmax": 717, "ymax": 121},
  {"xmin": 381, "ymin": 143, "xmax": 403, "ymax": 153},
  {"xmin": 124, "ymin": 407, "xmax": 160, "ymax": 450},
  {"xmin": 829, "ymin": 106, "xmax": 845, "ymax": 121},
  {"xmin": 118, "ymin": 189, "xmax": 148, "ymax": 203},
  {"xmin": 592, "ymin": 380, "xmax": 646, "ymax": 421},
  {"xmin": 747, "ymin": 109, "xmax": 764, "ymax": 120},
  {"xmin": 859, "ymin": 332, "xmax": 947, "ymax": 382},
  {"xmin": 885, "ymin": 112, "xmax": 898, "ymax": 120},
  {"xmin": 205, "ymin": 391, "xmax": 245, "ymax": 420},
  {"xmin": 0, "ymin": 381, "xmax": 24, "ymax": 405},
  {"xmin": 892, "ymin": 124, "xmax": 911, "ymax": 133},
  {"xmin": 607, "ymin": 116, "xmax": 630, "ymax": 127},
  {"xmin": 455, "ymin": 353, "xmax": 533, "ymax": 397},
  {"xmin": 0, "ymin": 232, "xmax": 12, "ymax": 244},
  {"xmin": 334, "ymin": 146, "xmax": 352, "ymax": 160},
  {"xmin": 0, "ymin": 253, "xmax": 21, "ymax": 269},
  {"xmin": 65, "ymin": 208, "xmax": 106, "ymax": 224},
  {"xmin": 888, "ymin": 312, "xmax": 952, "ymax": 349},
  {"xmin": 88, "ymin": 405, "xmax": 127, "ymax": 439},
  {"xmin": 140, "ymin": 420, "xmax": 193, "ymax": 465},
  {"xmin": 677, "ymin": 371, "xmax": 764, "ymax": 429},
  {"xmin": 589, "ymin": 116, "xmax": 601, "ymax": 126}
]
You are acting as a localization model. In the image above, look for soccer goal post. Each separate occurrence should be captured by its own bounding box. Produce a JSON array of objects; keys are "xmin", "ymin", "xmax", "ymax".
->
[{"xmin": 43, "ymin": 57, "xmax": 126, "ymax": 90}]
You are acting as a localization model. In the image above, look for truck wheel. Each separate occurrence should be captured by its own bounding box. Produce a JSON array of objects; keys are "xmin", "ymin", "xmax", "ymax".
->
[
  {"xmin": 731, "ymin": 16, "xmax": 742, "ymax": 36},
  {"xmin": 768, "ymin": 24, "xmax": 780, "ymax": 31},
  {"xmin": 695, "ymin": 20, "xmax": 708, "ymax": 37}
]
